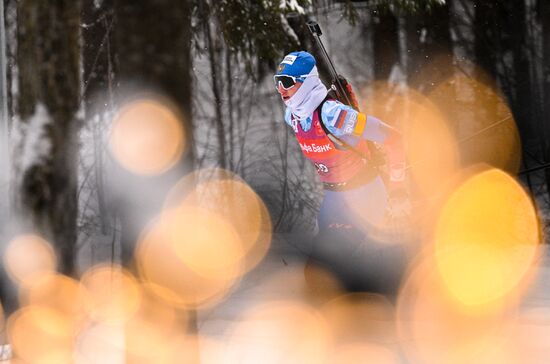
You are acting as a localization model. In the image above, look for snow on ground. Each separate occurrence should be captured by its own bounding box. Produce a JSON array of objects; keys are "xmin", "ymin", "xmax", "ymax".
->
[{"xmin": 193, "ymin": 236, "xmax": 550, "ymax": 364}]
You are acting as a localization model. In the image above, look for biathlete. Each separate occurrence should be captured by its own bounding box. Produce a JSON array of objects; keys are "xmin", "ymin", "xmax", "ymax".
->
[{"xmin": 275, "ymin": 51, "xmax": 406, "ymax": 239}]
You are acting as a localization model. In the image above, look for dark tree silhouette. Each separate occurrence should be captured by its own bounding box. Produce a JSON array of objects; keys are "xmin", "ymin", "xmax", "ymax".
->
[{"xmin": 14, "ymin": 1, "xmax": 81, "ymax": 275}]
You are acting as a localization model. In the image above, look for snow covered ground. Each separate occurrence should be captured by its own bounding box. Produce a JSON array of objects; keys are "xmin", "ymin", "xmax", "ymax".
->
[{"xmin": 193, "ymin": 236, "xmax": 550, "ymax": 364}]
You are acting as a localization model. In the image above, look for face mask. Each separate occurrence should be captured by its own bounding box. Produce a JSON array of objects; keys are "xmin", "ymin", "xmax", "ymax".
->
[{"xmin": 284, "ymin": 67, "xmax": 328, "ymax": 120}]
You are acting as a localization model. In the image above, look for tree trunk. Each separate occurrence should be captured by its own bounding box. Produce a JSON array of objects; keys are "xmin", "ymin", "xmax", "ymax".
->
[
  {"xmin": 406, "ymin": 3, "xmax": 452, "ymax": 86},
  {"xmin": 449, "ymin": 0, "xmax": 475, "ymax": 66},
  {"xmin": 0, "ymin": 0, "xmax": 18, "ymax": 321},
  {"xmin": 509, "ymin": 1, "xmax": 532, "ymax": 138},
  {"xmin": 112, "ymin": 0, "xmax": 196, "ymax": 339},
  {"xmin": 539, "ymin": 0, "xmax": 550, "ymax": 196},
  {"xmin": 373, "ymin": 10, "xmax": 398, "ymax": 81},
  {"xmin": 203, "ymin": 8, "xmax": 226, "ymax": 169},
  {"xmin": 112, "ymin": 0, "xmax": 194, "ymax": 265},
  {"xmin": 114, "ymin": 0, "xmax": 193, "ymax": 120},
  {"xmin": 447, "ymin": 0, "xmax": 476, "ymax": 138},
  {"xmin": 396, "ymin": 11, "xmax": 408, "ymax": 84},
  {"xmin": 473, "ymin": 1, "xmax": 499, "ymax": 80},
  {"xmin": 14, "ymin": 1, "xmax": 81, "ymax": 276},
  {"xmin": 0, "ymin": 0, "xmax": 9, "ymax": 226}
]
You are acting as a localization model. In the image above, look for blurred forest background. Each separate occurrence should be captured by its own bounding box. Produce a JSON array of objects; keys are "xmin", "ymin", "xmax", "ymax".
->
[{"xmin": 0, "ymin": 0, "xmax": 548, "ymax": 319}]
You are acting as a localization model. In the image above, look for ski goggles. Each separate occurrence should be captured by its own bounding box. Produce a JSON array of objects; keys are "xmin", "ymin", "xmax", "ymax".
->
[{"xmin": 274, "ymin": 74, "xmax": 307, "ymax": 90}]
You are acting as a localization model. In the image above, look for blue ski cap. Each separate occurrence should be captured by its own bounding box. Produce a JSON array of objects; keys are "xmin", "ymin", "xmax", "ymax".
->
[{"xmin": 276, "ymin": 51, "xmax": 316, "ymax": 80}]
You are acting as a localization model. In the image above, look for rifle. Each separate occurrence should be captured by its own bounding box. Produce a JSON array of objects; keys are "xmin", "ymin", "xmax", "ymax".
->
[
  {"xmin": 307, "ymin": 20, "xmax": 359, "ymax": 111},
  {"xmin": 307, "ymin": 20, "xmax": 412, "ymax": 220},
  {"xmin": 307, "ymin": 20, "xmax": 385, "ymax": 168}
]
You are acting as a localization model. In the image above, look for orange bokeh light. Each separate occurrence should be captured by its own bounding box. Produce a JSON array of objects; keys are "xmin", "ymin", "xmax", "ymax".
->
[
  {"xmin": 434, "ymin": 168, "xmax": 540, "ymax": 308},
  {"xmin": 136, "ymin": 211, "xmax": 240, "ymax": 309},
  {"xmin": 74, "ymin": 323, "xmax": 125, "ymax": 364},
  {"xmin": 152, "ymin": 334, "xmax": 226, "ymax": 364},
  {"xmin": 356, "ymin": 82, "xmax": 461, "ymax": 239},
  {"xmin": 328, "ymin": 343, "xmax": 400, "ymax": 364},
  {"xmin": 8, "ymin": 306, "xmax": 75, "ymax": 364},
  {"xmin": 428, "ymin": 69, "xmax": 521, "ymax": 173},
  {"xmin": 4, "ymin": 234, "xmax": 57, "ymax": 287},
  {"xmin": 20, "ymin": 274, "xmax": 88, "ymax": 328},
  {"xmin": 225, "ymin": 301, "xmax": 331, "ymax": 364},
  {"xmin": 80, "ymin": 264, "xmax": 142, "ymax": 324},
  {"xmin": 165, "ymin": 168, "xmax": 273, "ymax": 276},
  {"xmin": 109, "ymin": 98, "xmax": 186, "ymax": 175},
  {"xmin": 321, "ymin": 292, "xmax": 396, "ymax": 345},
  {"xmin": 167, "ymin": 207, "xmax": 245, "ymax": 279},
  {"xmin": 396, "ymin": 254, "xmax": 519, "ymax": 364}
]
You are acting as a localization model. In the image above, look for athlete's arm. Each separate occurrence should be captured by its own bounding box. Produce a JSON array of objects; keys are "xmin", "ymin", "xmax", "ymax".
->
[
  {"xmin": 359, "ymin": 114, "xmax": 406, "ymax": 183},
  {"xmin": 321, "ymin": 101, "xmax": 406, "ymax": 182}
]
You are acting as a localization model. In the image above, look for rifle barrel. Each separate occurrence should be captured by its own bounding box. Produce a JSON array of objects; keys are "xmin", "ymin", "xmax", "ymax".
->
[{"xmin": 308, "ymin": 22, "xmax": 353, "ymax": 107}]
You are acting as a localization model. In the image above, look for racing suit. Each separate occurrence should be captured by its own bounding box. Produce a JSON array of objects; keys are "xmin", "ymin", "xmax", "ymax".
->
[{"xmin": 284, "ymin": 99, "xmax": 405, "ymax": 236}]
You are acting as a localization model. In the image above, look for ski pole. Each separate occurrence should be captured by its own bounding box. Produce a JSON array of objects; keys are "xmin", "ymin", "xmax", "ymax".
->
[{"xmin": 307, "ymin": 20, "xmax": 355, "ymax": 109}]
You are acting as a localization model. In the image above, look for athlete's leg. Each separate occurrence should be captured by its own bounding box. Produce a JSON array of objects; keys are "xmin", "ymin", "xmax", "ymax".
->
[
  {"xmin": 317, "ymin": 190, "xmax": 355, "ymax": 232},
  {"xmin": 340, "ymin": 175, "xmax": 388, "ymax": 236},
  {"xmin": 311, "ymin": 177, "xmax": 405, "ymax": 296}
]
